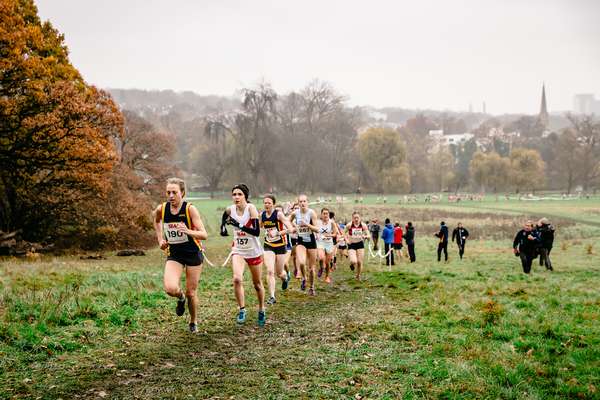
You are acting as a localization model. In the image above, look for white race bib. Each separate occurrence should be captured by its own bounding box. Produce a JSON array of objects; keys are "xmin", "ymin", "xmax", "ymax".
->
[
  {"xmin": 164, "ymin": 222, "xmax": 188, "ymax": 244},
  {"xmin": 298, "ymin": 226, "xmax": 311, "ymax": 238},
  {"xmin": 265, "ymin": 227, "xmax": 281, "ymax": 243},
  {"xmin": 234, "ymin": 230, "xmax": 252, "ymax": 250},
  {"xmin": 351, "ymin": 229, "xmax": 364, "ymax": 239}
]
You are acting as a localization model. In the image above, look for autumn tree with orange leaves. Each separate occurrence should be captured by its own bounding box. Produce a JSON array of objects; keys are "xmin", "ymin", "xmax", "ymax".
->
[{"xmin": 0, "ymin": 0, "xmax": 168, "ymax": 248}]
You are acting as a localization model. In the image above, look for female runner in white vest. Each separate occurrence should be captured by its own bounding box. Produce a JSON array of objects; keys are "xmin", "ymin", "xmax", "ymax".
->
[
  {"xmin": 316, "ymin": 208, "xmax": 340, "ymax": 284},
  {"xmin": 223, "ymin": 184, "xmax": 266, "ymax": 326},
  {"xmin": 291, "ymin": 194, "xmax": 320, "ymax": 295}
]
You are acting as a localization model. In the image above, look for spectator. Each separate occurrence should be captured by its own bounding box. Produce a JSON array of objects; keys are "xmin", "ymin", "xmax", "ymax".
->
[
  {"xmin": 434, "ymin": 221, "xmax": 449, "ymax": 262},
  {"xmin": 393, "ymin": 222, "xmax": 403, "ymax": 261},
  {"xmin": 404, "ymin": 222, "xmax": 416, "ymax": 262},
  {"xmin": 381, "ymin": 218, "xmax": 395, "ymax": 266},
  {"xmin": 536, "ymin": 218, "xmax": 555, "ymax": 271},
  {"xmin": 451, "ymin": 222, "xmax": 470, "ymax": 260},
  {"xmin": 370, "ymin": 218, "xmax": 381, "ymax": 251},
  {"xmin": 513, "ymin": 221, "xmax": 541, "ymax": 274}
]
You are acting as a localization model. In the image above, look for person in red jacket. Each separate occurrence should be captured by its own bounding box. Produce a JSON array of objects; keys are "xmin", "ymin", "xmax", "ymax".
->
[{"xmin": 393, "ymin": 222, "xmax": 404, "ymax": 261}]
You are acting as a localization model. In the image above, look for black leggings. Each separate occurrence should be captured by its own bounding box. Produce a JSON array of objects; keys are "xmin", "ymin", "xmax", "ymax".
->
[
  {"xmin": 458, "ymin": 242, "xmax": 466, "ymax": 259},
  {"xmin": 520, "ymin": 252, "xmax": 534, "ymax": 273},
  {"xmin": 437, "ymin": 242, "xmax": 448, "ymax": 262},
  {"xmin": 539, "ymin": 248, "xmax": 552, "ymax": 270},
  {"xmin": 384, "ymin": 243, "xmax": 394, "ymax": 266}
]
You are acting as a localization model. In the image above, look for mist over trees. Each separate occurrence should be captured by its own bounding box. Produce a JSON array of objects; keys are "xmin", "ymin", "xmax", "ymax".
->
[{"xmin": 113, "ymin": 86, "xmax": 600, "ymax": 197}]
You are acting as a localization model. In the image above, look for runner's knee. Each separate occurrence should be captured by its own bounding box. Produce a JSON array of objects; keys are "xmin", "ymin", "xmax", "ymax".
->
[{"xmin": 233, "ymin": 276, "xmax": 243, "ymax": 286}]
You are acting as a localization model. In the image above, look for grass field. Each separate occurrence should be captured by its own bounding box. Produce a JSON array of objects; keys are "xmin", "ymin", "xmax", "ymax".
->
[{"xmin": 1, "ymin": 198, "xmax": 600, "ymax": 399}]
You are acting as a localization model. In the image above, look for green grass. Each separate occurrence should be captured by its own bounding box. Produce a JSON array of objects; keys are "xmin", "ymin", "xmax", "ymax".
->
[{"xmin": 1, "ymin": 201, "xmax": 600, "ymax": 399}]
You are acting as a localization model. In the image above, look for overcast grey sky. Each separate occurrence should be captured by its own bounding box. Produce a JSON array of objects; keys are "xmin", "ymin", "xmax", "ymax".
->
[{"xmin": 36, "ymin": 0, "xmax": 600, "ymax": 114}]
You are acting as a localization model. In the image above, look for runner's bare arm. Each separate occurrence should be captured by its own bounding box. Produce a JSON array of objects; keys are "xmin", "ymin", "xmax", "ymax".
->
[
  {"xmin": 176, "ymin": 205, "xmax": 208, "ymax": 240},
  {"xmin": 152, "ymin": 204, "xmax": 167, "ymax": 249},
  {"xmin": 277, "ymin": 212, "xmax": 295, "ymax": 234},
  {"xmin": 307, "ymin": 210, "xmax": 320, "ymax": 232}
]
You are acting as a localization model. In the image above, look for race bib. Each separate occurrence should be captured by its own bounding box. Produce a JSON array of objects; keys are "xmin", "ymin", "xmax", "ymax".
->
[
  {"xmin": 297, "ymin": 225, "xmax": 311, "ymax": 238},
  {"xmin": 351, "ymin": 229, "xmax": 364, "ymax": 239},
  {"xmin": 234, "ymin": 230, "xmax": 252, "ymax": 250},
  {"xmin": 265, "ymin": 227, "xmax": 281, "ymax": 243},
  {"xmin": 163, "ymin": 222, "xmax": 188, "ymax": 244}
]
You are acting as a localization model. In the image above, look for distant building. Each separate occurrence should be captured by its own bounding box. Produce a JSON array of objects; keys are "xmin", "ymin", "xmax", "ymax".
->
[
  {"xmin": 428, "ymin": 130, "xmax": 474, "ymax": 151},
  {"xmin": 573, "ymin": 94, "xmax": 600, "ymax": 114}
]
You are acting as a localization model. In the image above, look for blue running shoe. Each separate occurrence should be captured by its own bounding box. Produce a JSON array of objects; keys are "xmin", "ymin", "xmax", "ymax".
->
[
  {"xmin": 258, "ymin": 310, "xmax": 266, "ymax": 327},
  {"xmin": 300, "ymin": 278, "xmax": 306, "ymax": 291},
  {"xmin": 236, "ymin": 308, "xmax": 247, "ymax": 324}
]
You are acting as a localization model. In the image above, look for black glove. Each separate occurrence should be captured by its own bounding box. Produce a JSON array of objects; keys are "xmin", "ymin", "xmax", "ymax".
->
[
  {"xmin": 220, "ymin": 210, "xmax": 230, "ymax": 236},
  {"xmin": 226, "ymin": 216, "xmax": 240, "ymax": 228},
  {"xmin": 220, "ymin": 224, "xmax": 229, "ymax": 237}
]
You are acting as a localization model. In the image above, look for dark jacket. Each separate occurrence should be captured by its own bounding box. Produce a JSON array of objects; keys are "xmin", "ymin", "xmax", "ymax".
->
[
  {"xmin": 404, "ymin": 226, "xmax": 415, "ymax": 244},
  {"xmin": 452, "ymin": 227, "xmax": 469, "ymax": 246},
  {"xmin": 382, "ymin": 223, "xmax": 394, "ymax": 244},
  {"xmin": 435, "ymin": 225, "xmax": 449, "ymax": 243},
  {"xmin": 513, "ymin": 229, "xmax": 541, "ymax": 255},
  {"xmin": 369, "ymin": 223, "xmax": 380, "ymax": 237},
  {"xmin": 537, "ymin": 224, "xmax": 555, "ymax": 249}
]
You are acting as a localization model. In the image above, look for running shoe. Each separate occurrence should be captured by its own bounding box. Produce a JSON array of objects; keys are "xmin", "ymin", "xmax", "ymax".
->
[
  {"xmin": 258, "ymin": 310, "xmax": 266, "ymax": 327},
  {"xmin": 189, "ymin": 322, "xmax": 198, "ymax": 333},
  {"xmin": 308, "ymin": 288, "xmax": 315, "ymax": 296},
  {"xmin": 176, "ymin": 296, "xmax": 186, "ymax": 316},
  {"xmin": 300, "ymin": 278, "xmax": 306, "ymax": 291},
  {"xmin": 318, "ymin": 266, "xmax": 323, "ymax": 278},
  {"xmin": 267, "ymin": 296, "xmax": 276, "ymax": 305},
  {"xmin": 236, "ymin": 308, "xmax": 247, "ymax": 324},
  {"xmin": 282, "ymin": 274, "xmax": 290, "ymax": 291},
  {"xmin": 325, "ymin": 276, "xmax": 332, "ymax": 284},
  {"xmin": 350, "ymin": 264, "xmax": 355, "ymax": 271}
]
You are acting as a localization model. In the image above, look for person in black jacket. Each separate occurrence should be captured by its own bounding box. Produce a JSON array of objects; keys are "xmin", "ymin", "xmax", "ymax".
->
[
  {"xmin": 536, "ymin": 218, "xmax": 555, "ymax": 271},
  {"xmin": 434, "ymin": 221, "xmax": 449, "ymax": 262},
  {"xmin": 452, "ymin": 223, "xmax": 469, "ymax": 260},
  {"xmin": 404, "ymin": 222, "xmax": 416, "ymax": 262},
  {"xmin": 513, "ymin": 221, "xmax": 541, "ymax": 274}
]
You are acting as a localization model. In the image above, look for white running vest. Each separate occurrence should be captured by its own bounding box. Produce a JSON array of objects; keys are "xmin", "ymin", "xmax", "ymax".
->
[
  {"xmin": 317, "ymin": 220, "xmax": 333, "ymax": 244},
  {"xmin": 295, "ymin": 208, "xmax": 314, "ymax": 240},
  {"xmin": 228, "ymin": 204, "xmax": 262, "ymax": 258}
]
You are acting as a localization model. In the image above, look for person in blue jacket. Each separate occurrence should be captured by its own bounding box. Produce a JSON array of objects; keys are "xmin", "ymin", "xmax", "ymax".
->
[{"xmin": 382, "ymin": 218, "xmax": 395, "ymax": 266}]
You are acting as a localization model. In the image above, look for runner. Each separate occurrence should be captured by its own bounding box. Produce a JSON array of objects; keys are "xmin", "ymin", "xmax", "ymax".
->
[
  {"xmin": 153, "ymin": 178, "xmax": 208, "ymax": 333},
  {"xmin": 345, "ymin": 211, "xmax": 369, "ymax": 281},
  {"xmin": 337, "ymin": 219, "xmax": 349, "ymax": 263},
  {"xmin": 329, "ymin": 211, "xmax": 338, "ymax": 271},
  {"xmin": 223, "ymin": 184, "xmax": 266, "ymax": 326},
  {"xmin": 261, "ymin": 195, "xmax": 294, "ymax": 305},
  {"xmin": 288, "ymin": 202, "xmax": 301, "ymax": 279},
  {"xmin": 316, "ymin": 208, "xmax": 340, "ymax": 284},
  {"xmin": 275, "ymin": 204, "xmax": 293, "ymax": 281},
  {"xmin": 291, "ymin": 194, "xmax": 319, "ymax": 295}
]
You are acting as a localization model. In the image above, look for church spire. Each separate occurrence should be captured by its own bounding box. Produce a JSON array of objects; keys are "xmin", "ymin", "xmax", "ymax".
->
[{"xmin": 539, "ymin": 83, "xmax": 549, "ymax": 127}]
